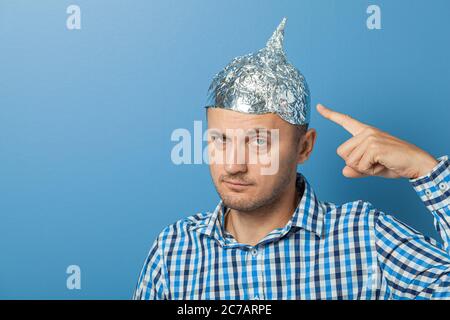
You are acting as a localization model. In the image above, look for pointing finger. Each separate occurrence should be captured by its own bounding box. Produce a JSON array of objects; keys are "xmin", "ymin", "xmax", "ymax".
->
[{"xmin": 317, "ymin": 104, "xmax": 367, "ymax": 136}]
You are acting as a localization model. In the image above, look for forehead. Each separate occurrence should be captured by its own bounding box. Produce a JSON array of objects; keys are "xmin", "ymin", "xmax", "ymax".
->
[{"xmin": 206, "ymin": 108, "xmax": 289, "ymax": 131}]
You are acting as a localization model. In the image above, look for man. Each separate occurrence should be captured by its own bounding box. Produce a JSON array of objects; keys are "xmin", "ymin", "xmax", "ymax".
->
[{"xmin": 133, "ymin": 18, "xmax": 450, "ymax": 299}]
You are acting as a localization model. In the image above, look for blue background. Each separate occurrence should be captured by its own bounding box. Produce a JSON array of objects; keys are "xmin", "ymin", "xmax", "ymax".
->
[{"xmin": 0, "ymin": 0, "xmax": 449, "ymax": 299}]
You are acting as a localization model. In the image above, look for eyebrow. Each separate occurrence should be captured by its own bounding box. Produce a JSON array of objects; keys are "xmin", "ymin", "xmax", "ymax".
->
[
  {"xmin": 245, "ymin": 128, "xmax": 271, "ymax": 138},
  {"xmin": 209, "ymin": 128, "xmax": 272, "ymax": 139}
]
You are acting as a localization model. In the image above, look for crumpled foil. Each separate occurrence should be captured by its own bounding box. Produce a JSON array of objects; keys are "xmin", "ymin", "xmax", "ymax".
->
[{"xmin": 205, "ymin": 17, "xmax": 310, "ymax": 125}]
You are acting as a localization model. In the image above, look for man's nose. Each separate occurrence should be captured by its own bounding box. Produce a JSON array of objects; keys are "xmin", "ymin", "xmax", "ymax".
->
[{"xmin": 224, "ymin": 141, "xmax": 248, "ymax": 174}]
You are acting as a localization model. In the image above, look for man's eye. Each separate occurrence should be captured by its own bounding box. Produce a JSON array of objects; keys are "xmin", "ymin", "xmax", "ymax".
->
[
  {"xmin": 212, "ymin": 136, "xmax": 226, "ymax": 144},
  {"xmin": 251, "ymin": 138, "xmax": 267, "ymax": 146}
]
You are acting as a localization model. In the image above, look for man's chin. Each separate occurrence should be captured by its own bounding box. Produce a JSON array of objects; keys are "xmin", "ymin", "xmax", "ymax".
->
[{"xmin": 221, "ymin": 194, "xmax": 263, "ymax": 212}]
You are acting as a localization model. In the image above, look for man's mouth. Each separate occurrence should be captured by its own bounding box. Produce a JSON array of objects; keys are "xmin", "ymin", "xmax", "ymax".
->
[{"xmin": 222, "ymin": 179, "xmax": 252, "ymax": 191}]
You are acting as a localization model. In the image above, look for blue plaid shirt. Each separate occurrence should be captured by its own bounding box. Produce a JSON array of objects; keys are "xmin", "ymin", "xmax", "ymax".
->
[{"xmin": 133, "ymin": 155, "xmax": 450, "ymax": 300}]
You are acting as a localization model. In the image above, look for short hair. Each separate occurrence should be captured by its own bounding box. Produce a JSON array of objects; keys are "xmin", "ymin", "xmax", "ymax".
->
[{"xmin": 293, "ymin": 123, "xmax": 309, "ymax": 141}]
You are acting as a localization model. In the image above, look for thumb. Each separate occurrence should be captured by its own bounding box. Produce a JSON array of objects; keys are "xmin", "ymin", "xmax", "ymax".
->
[{"xmin": 342, "ymin": 166, "xmax": 367, "ymax": 178}]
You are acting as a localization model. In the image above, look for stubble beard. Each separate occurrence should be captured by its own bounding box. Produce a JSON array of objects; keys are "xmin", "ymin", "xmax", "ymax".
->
[{"xmin": 215, "ymin": 169, "xmax": 295, "ymax": 213}]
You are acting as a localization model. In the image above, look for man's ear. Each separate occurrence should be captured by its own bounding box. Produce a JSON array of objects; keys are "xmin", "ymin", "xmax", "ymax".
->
[{"xmin": 297, "ymin": 128, "xmax": 316, "ymax": 164}]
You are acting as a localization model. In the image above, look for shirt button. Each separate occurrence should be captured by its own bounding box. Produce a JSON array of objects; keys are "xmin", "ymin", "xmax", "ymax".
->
[
  {"xmin": 439, "ymin": 182, "xmax": 448, "ymax": 191},
  {"xmin": 425, "ymin": 189, "xmax": 433, "ymax": 197},
  {"xmin": 251, "ymin": 248, "xmax": 258, "ymax": 257}
]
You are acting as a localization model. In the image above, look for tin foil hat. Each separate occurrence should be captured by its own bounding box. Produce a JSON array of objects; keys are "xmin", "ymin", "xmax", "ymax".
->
[{"xmin": 205, "ymin": 17, "xmax": 310, "ymax": 125}]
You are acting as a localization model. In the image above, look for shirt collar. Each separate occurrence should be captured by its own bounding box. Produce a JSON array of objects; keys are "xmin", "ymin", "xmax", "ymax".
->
[
  {"xmin": 290, "ymin": 172, "xmax": 326, "ymax": 237},
  {"xmin": 195, "ymin": 172, "xmax": 326, "ymax": 241}
]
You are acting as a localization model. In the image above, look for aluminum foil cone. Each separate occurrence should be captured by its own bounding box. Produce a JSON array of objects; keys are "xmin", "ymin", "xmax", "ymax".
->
[{"xmin": 205, "ymin": 17, "xmax": 310, "ymax": 125}]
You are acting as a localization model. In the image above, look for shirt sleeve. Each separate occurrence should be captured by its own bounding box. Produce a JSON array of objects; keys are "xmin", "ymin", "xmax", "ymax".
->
[
  {"xmin": 374, "ymin": 156, "xmax": 450, "ymax": 299},
  {"xmin": 132, "ymin": 236, "xmax": 168, "ymax": 300},
  {"xmin": 409, "ymin": 155, "xmax": 450, "ymax": 253},
  {"xmin": 375, "ymin": 212, "xmax": 450, "ymax": 299}
]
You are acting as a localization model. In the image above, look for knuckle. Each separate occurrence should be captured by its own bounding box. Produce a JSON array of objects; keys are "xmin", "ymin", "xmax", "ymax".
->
[
  {"xmin": 342, "ymin": 114, "xmax": 353, "ymax": 122},
  {"xmin": 357, "ymin": 163, "xmax": 367, "ymax": 172},
  {"xmin": 368, "ymin": 140, "xmax": 379, "ymax": 150},
  {"xmin": 367, "ymin": 134, "xmax": 377, "ymax": 142},
  {"xmin": 364, "ymin": 126, "xmax": 377, "ymax": 135},
  {"xmin": 346, "ymin": 158, "xmax": 357, "ymax": 168}
]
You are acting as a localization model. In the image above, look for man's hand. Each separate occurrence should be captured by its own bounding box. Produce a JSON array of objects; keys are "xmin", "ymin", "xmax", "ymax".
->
[{"xmin": 316, "ymin": 103, "xmax": 438, "ymax": 179}]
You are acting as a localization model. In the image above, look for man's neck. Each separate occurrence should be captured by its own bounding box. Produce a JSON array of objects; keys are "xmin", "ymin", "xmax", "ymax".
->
[{"xmin": 224, "ymin": 175, "xmax": 302, "ymax": 246}]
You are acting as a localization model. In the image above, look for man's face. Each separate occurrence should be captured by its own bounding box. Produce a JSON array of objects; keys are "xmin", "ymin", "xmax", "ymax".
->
[{"xmin": 206, "ymin": 108, "xmax": 310, "ymax": 212}]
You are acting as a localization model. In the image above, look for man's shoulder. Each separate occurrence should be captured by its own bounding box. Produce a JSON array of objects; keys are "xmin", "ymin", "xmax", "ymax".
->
[
  {"xmin": 321, "ymin": 199, "xmax": 382, "ymax": 224},
  {"xmin": 321, "ymin": 198, "xmax": 442, "ymax": 246},
  {"xmin": 154, "ymin": 211, "xmax": 214, "ymax": 244}
]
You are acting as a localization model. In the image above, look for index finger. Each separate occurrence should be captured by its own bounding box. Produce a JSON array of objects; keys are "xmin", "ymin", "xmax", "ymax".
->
[{"xmin": 316, "ymin": 104, "xmax": 367, "ymax": 136}]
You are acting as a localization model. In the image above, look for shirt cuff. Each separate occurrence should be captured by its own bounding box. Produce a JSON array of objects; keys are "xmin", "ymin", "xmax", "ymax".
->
[{"xmin": 409, "ymin": 155, "xmax": 450, "ymax": 212}]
